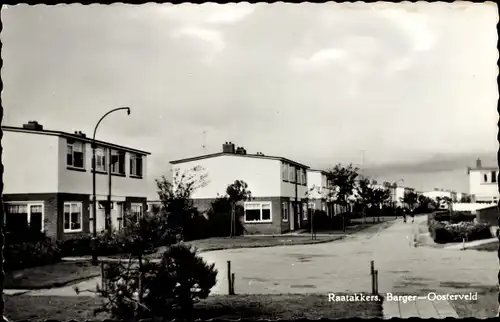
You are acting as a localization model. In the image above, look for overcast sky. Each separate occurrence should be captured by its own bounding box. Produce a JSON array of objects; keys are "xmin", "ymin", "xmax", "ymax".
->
[{"xmin": 2, "ymin": 2, "xmax": 498, "ymax": 194}]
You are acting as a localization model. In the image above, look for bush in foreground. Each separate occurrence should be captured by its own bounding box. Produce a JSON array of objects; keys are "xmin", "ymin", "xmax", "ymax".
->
[
  {"xmin": 4, "ymin": 232, "xmax": 61, "ymax": 271},
  {"xmin": 93, "ymin": 244, "xmax": 217, "ymax": 320}
]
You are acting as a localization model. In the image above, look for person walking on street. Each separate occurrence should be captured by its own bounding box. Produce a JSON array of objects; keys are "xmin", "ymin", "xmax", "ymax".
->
[
  {"xmin": 403, "ymin": 208, "xmax": 407, "ymax": 223},
  {"xmin": 410, "ymin": 209, "xmax": 415, "ymax": 223}
]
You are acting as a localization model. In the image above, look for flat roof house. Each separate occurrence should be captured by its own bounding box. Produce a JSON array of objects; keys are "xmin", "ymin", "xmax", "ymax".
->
[
  {"xmin": 2, "ymin": 121, "xmax": 151, "ymax": 240},
  {"xmin": 170, "ymin": 142, "xmax": 310, "ymax": 234},
  {"xmin": 467, "ymin": 158, "xmax": 499, "ymax": 203}
]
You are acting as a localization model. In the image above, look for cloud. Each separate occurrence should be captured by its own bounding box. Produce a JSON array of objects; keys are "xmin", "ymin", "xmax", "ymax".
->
[{"xmin": 170, "ymin": 26, "xmax": 226, "ymax": 62}]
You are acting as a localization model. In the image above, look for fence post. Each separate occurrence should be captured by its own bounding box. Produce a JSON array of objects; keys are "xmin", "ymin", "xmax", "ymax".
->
[
  {"xmin": 370, "ymin": 261, "xmax": 375, "ymax": 294},
  {"xmin": 231, "ymin": 273, "xmax": 235, "ymax": 295},
  {"xmin": 100, "ymin": 261, "xmax": 105, "ymax": 292},
  {"xmin": 227, "ymin": 261, "xmax": 233, "ymax": 295}
]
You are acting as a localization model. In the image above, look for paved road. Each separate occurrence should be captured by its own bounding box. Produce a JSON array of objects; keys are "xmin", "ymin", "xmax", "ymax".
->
[
  {"xmin": 16, "ymin": 215, "xmax": 498, "ymax": 318},
  {"xmin": 199, "ymin": 216, "xmax": 497, "ymax": 296}
]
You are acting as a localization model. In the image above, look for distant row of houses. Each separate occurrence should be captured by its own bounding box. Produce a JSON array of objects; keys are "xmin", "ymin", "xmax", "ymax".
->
[{"xmin": 3, "ymin": 121, "xmax": 497, "ymax": 239}]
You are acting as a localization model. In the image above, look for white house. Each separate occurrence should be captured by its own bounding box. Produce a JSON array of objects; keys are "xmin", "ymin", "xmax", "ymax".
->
[
  {"xmin": 2, "ymin": 121, "xmax": 150, "ymax": 240},
  {"xmin": 422, "ymin": 189, "xmax": 458, "ymax": 202},
  {"xmin": 170, "ymin": 142, "xmax": 310, "ymax": 234},
  {"xmin": 467, "ymin": 158, "xmax": 499, "ymax": 203}
]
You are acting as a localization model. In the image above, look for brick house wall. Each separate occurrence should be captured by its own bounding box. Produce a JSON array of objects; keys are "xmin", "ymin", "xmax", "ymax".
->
[{"xmin": 3, "ymin": 192, "xmax": 90, "ymax": 240}]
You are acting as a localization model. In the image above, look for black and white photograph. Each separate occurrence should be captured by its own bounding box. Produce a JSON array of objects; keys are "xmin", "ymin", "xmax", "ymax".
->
[{"xmin": 0, "ymin": 1, "xmax": 499, "ymax": 320}]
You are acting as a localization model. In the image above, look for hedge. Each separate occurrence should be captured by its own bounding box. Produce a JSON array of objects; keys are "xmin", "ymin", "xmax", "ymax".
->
[{"xmin": 428, "ymin": 212, "xmax": 491, "ymax": 244}]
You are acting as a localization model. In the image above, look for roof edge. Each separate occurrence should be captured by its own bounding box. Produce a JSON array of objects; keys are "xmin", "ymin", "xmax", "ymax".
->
[
  {"xmin": 170, "ymin": 152, "xmax": 309, "ymax": 168},
  {"xmin": 3, "ymin": 126, "xmax": 151, "ymax": 155}
]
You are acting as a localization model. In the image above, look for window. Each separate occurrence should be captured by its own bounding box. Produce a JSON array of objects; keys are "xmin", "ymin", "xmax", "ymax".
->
[
  {"xmin": 281, "ymin": 202, "xmax": 289, "ymax": 222},
  {"xmin": 5, "ymin": 203, "xmax": 44, "ymax": 233},
  {"xmin": 64, "ymin": 202, "xmax": 82, "ymax": 233},
  {"xmin": 130, "ymin": 154, "xmax": 143, "ymax": 177},
  {"xmin": 289, "ymin": 166, "xmax": 295, "ymax": 183},
  {"xmin": 95, "ymin": 147, "xmax": 107, "ymax": 172},
  {"xmin": 111, "ymin": 150, "xmax": 126, "ymax": 175},
  {"xmin": 301, "ymin": 169, "xmax": 307, "ymax": 185},
  {"xmin": 67, "ymin": 140, "xmax": 85, "ymax": 169},
  {"xmin": 282, "ymin": 163, "xmax": 288, "ymax": 181},
  {"xmin": 244, "ymin": 202, "xmax": 272, "ymax": 223},
  {"xmin": 484, "ymin": 174, "xmax": 488, "ymax": 183},
  {"xmin": 131, "ymin": 203, "xmax": 143, "ymax": 223},
  {"xmin": 492, "ymin": 171, "xmax": 497, "ymax": 183}
]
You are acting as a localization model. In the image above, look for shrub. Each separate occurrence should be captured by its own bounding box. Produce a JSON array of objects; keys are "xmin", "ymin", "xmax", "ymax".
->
[
  {"xmin": 428, "ymin": 214, "xmax": 492, "ymax": 244},
  {"xmin": 95, "ymin": 244, "xmax": 218, "ymax": 320},
  {"xmin": 206, "ymin": 198, "xmax": 246, "ymax": 238},
  {"xmin": 4, "ymin": 233, "xmax": 61, "ymax": 271}
]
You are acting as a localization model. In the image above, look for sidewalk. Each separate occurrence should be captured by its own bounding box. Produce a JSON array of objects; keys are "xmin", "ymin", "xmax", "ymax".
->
[{"xmin": 383, "ymin": 296, "xmax": 458, "ymax": 318}]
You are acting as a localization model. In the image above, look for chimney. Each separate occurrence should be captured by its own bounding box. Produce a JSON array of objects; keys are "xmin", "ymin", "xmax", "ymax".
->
[
  {"xmin": 22, "ymin": 121, "xmax": 43, "ymax": 131},
  {"xmin": 222, "ymin": 142, "xmax": 235, "ymax": 154},
  {"xmin": 73, "ymin": 131, "xmax": 87, "ymax": 138},
  {"xmin": 476, "ymin": 158, "xmax": 482, "ymax": 168},
  {"xmin": 235, "ymin": 146, "xmax": 247, "ymax": 155}
]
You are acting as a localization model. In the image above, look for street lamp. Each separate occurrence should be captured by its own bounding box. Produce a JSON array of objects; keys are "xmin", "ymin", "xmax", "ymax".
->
[{"xmin": 91, "ymin": 107, "xmax": 131, "ymax": 266}]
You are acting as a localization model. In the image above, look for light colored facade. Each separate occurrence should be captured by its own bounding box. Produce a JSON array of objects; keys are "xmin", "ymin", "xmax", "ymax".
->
[
  {"xmin": 422, "ymin": 189, "xmax": 458, "ymax": 202},
  {"xmin": 2, "ymin": 121, "xmax": 150, "ymax": 240},
  {"xmin": 467, "ymin": 158, "xmax": 499, "ymax": 203},
  {"xmin": 170, "ymin": 142, "xmax": 310, "ymax": 234}
]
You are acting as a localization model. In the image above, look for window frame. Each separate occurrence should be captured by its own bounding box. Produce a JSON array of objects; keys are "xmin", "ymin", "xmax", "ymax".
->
[
  {"xmin": 110, "ymin": 149, "xmax": 126, "ymax": 175},
  {"xmin": 130, "ymin": 153, "xmax": 143, "ymax": 177},
  {"xmin": 63, "ymin": 202, "xmax": 83, "ymax": 233},
  {"xmin": 281, "ymin": 202, "xmax": 289, "ymax": 222},
  {"xmin": 282, "ymin": 162, "xmax": 288, "ymax": 182},
  {"xmin": 4, "ymin": 202, "xmax": 45, "ymax": 232},
  {"xmin": 95, "ymin": 147, "xmax": 107, "ymax": 173},
  {"xmin": 244, "ymin": 202, "xmax": 272, "ymax": 223},
  {"xmin": 66, "ymin": 140, "xmax": 86, "ymax": 169}
]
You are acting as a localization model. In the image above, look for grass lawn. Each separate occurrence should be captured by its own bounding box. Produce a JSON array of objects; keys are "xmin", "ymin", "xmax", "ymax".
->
[
  {"xmin": 5, "ymin": 293, "xmax": 383, "ymax": 320},
  {"xmin": 4, "ymin": 261, "xmax": 101, "ymax": 290},
  {"xmin": 467, "ymin": 240, "xmax": 499, "ymax": 252},
  {"xmin": 449, "ymin": 286, "xmax": 498, "ymax": 318},
  {"xmin": 171, "ymin": 235, "xmax": 343, "ymax": 253}
]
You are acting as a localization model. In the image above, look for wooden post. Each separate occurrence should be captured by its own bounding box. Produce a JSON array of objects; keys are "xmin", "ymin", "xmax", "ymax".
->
[
  {"xmin": 374, "ymin": 270, "xmax": 379, "ymax": 295},
  {"xmin": 370, "ymin": 261, "xmax": 375, "ymax": 294},
  {"xmin": 227, "ymin": 261, "xmax": 232, "ymax": 295},
  {"xmin": 100, "ymin": 261, "xmax": 105, "ymax": 292},
  {"xmin": 231, "ymin": 273, "xmax": 235, "ymax": 295}
]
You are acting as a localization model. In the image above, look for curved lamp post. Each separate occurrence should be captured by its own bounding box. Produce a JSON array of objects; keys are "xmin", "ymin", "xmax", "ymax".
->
[{"xmin": 91, "ymin": 107, "xmax": 130, "ymax": 265}]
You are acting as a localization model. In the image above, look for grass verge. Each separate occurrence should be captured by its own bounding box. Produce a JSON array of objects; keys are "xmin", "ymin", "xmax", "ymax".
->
[
  {"xmin": 466, "ymin": 240, "xmax": 498, "ymax": 252},
  {"xmin": 4, "ymin": 261, "xmax": 101, "ymax": 290},
  {"xmin": 5, "ymin": 293, "xmax": 383, "ymax": 321},
  {"xmin": 173, "ymin": 235, "xmax": 343, "ymax": 254}
]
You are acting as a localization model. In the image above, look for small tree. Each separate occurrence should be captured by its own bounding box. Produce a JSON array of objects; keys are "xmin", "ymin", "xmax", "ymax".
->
[
  {"xmin": 356, "ymin": 176, "xmax": 374, "ymax": 224},
  {"xmin": 155, "ymin": 166, "xmax": 208, "ymax": 241},
  {"xmin": 401, "ymin": 190, "xmax": 419, "ymax": 211},
  {"xmin": 225, "ymin": 180, "xmax": 252, "ymax": 238},
  {"xmin": 372, "ymin": 187, "xmax": 392, "ymax": 222},
  {"xmin": 325, "ymin": 163, "xmax": 360, "ymax": 231}
]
